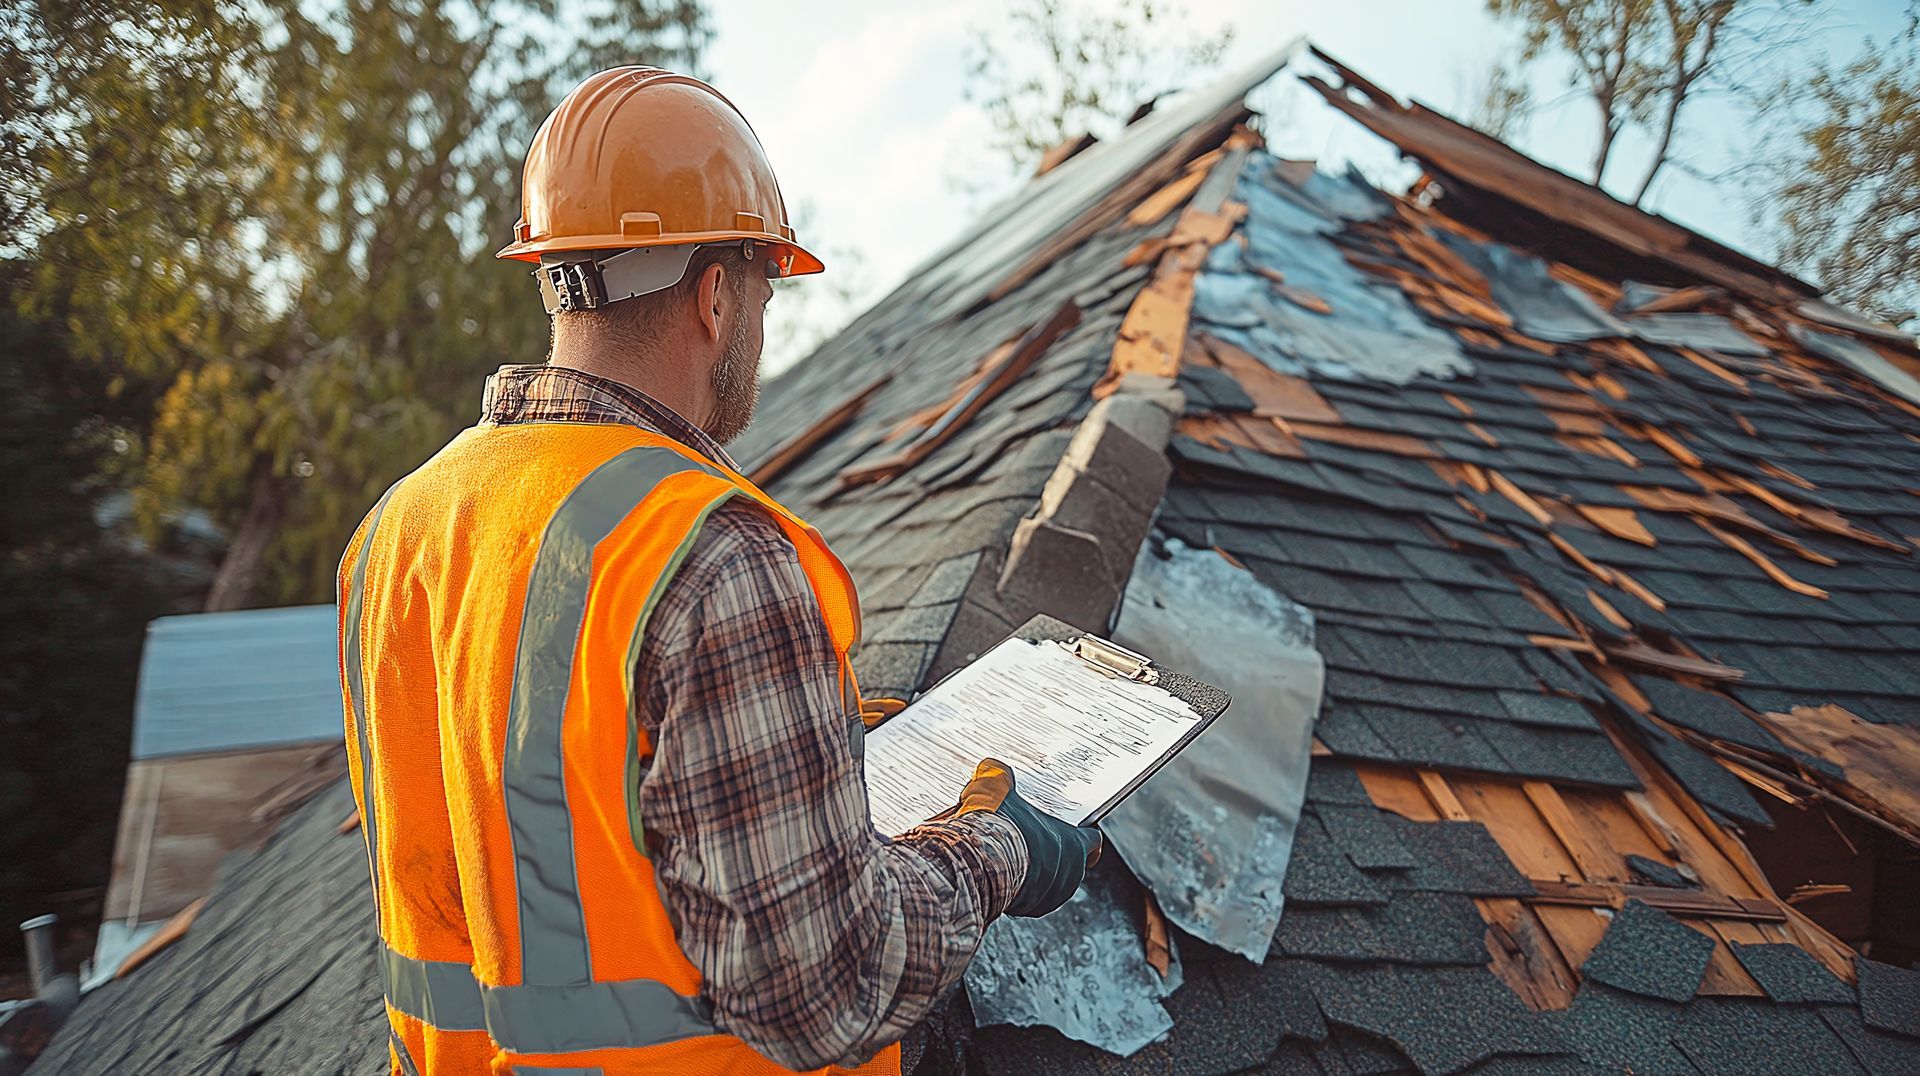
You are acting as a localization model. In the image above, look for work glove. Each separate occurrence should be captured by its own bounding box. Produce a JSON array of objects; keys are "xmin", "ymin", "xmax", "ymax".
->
[{"xmin": 955, "ymin": 758, "xmax": 1102, "ymax": 917}]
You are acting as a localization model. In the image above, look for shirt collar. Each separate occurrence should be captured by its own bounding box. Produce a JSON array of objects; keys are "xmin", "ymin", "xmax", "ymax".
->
[{"xmin": 480, "ymin": 364, "xmax": 739, "ymax": 471}]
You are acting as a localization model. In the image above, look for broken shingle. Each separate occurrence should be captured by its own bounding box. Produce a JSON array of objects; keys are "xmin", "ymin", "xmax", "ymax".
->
[
  {"xmin": 1284, "ymin": 813, "xmax": 1391, "ymax": 907},
  {"xmin": 1728, "ymin": 943, "xmax": 1854, "ymax": 1005},
  {"xmin": 1857, "ymin": 957, "xmax": 1920, "ymax": 1038},
  {"xmin": 1578, "ymin": 900, "xmax": 1714, "ymax": 1003},
  {"xmin": 1624, "ymin": 854, "xmax": 1697, "ymax": 890},
  {"xmin": 1310, "ymin": 964, "xmax": 1570, "ymax": 1074},
  {"xmin": 1387, "ymin": 819, "xmax": 1535, "ymax": 898},
  {"xmin": 1671, "ymin": 997, "xmax": 1867, "ymax": 1076},
  {"xmin": 1632, "ymin": 675, "xmax": 1789, "ymax": 756},
  {"xmin": 1315, "ymin": 803, "xmax": 1419, "ymax": 870}
]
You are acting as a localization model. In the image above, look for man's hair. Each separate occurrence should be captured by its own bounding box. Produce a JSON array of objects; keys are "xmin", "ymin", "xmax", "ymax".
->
[{"xmin": 553, "ymin": 244, "xmax": 751, "ymax": 346}]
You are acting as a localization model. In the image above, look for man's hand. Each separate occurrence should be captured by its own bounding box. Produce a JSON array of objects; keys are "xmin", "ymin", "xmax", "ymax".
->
[{"xmin": 955, "ymin": 759, "xmax": 1101, "ymax": 917}]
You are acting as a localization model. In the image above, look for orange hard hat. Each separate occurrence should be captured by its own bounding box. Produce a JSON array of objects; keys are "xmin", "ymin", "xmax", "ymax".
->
[{"xmin": 497, "ymin": 66, "xmax": 822, "ymax": 281}]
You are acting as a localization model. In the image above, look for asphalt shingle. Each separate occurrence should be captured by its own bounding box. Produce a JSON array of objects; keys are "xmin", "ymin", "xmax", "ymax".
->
[{"xmin": 1578, "ymin": 900, "xmax": 1714, "ymax": 1003}]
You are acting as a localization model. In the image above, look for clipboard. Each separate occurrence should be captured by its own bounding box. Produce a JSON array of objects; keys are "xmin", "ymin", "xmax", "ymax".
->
[{"xmin": 862, "ymin": 614, "xmax": 1231, "ymax": 835}]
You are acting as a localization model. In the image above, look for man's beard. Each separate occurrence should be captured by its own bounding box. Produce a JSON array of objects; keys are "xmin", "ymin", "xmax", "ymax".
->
[{"xmin": 706, "ymin": 305, "xmax": 760, "ymax": 444}]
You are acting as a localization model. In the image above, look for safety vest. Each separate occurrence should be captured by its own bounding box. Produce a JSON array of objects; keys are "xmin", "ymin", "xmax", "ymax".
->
[{"xmin": 338, "ymin": 421, "xmax": 901, "ymax": 1076}]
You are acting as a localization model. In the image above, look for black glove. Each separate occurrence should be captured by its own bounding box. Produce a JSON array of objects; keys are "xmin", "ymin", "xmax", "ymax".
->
[{"xmin": 955, "ymin": 758, "xmax": 1102, "ymax": 917}]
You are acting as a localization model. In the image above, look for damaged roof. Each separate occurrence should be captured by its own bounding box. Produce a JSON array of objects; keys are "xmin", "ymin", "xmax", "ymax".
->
[{"xmin": 37, "ymin": 42, "xmax": 1920, "ymax": 1076}]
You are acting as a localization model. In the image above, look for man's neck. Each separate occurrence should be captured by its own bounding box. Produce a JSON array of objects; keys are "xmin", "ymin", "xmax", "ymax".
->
[{"xmin": 548, "ymin": 347, "xmax": 714, "ymax": 433}]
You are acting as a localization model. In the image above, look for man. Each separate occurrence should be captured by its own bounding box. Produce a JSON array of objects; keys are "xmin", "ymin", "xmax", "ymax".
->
[{"xmin": 338, "ymin": 67, "xmax": 1100, "ymax": 1076}]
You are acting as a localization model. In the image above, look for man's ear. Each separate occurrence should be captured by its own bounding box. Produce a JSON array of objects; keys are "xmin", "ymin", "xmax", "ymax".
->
[{"xmin": 695, "ymin": 263, "xmax": 726, "ymax": 343}]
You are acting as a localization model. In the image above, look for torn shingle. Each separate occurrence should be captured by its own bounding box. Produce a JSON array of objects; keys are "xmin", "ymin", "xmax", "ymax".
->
[
  {"xmin": 1728, "ymin": 943, "xmax": 1854, "ymax": 1005},
  {"xmin": 1820, "ymin": 1004, "xmax": 1920, "ymax": 1075},
  {"xmin": 1857, "ymin": 957, "xmax": 1920, "ymax": 1038},
  {"xmin": 1560, "ymin": 982, "xmax": 1698, "ymax": 1076},
  {"xmin": 1315, "ymin": 803, "xmax": 1419, "ymax": 870},
  {"xmin": 1625, "ymin": 854, "xmax": 1697, "ymax": 890},
  {"xmin": 1310, "ymin": 964, "xmax": 1570, "ymax": 1074},
  {"xmin": 1578, "ymin": 900, "xmax": 1714, "ymax": 1003},
  {"xmin": 1284, "ymin": 813, "xmax": 1391, "ymax": 907},
  {"xmin": 1304, "ymin": 759, "xmax": 1377, "ymax": 807},
  {"xmin": 1385, "ymin": 819, "xmax": 1535, "ymax": 898},
  {"xmin": 1671, "ymin": 997, "xmax": 1868, "ymax": 1076}
]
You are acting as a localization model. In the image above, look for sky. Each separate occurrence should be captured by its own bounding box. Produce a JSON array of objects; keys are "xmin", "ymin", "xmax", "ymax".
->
[{"xmin": 701, "ymin": 0, "xmax": 1913, "ymax": 373}]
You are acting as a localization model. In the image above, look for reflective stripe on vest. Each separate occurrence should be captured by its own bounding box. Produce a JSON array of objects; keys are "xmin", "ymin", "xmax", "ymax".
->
[
  {"xmin": 505, "ymin": 447, "xmax": 721, "ymax": 987},
  {"xmin": 343, "ymin": 487, "xmax": 397, "ymax": 911},
  {"xmin": 382, "ymin": 944, "xmax": 715, "ymax": 1053}
]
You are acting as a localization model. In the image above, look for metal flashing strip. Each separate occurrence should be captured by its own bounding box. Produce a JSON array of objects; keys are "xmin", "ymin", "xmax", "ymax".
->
[
  {"xmin": 343, "ymin": 488, "xmax": 398, "ymax": 917},
  {"xmin": 504, "ymin": 447, "xmax": 717, "ymax": 986}
]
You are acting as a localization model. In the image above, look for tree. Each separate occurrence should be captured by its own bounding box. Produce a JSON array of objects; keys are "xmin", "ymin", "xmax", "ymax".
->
[
  {"xmin": 1466, "ymin": 57, "xmax": 1536, "ymax": 143},
  {"xmin": 1769, "ymin": 29, "xmax": 1920, "ymax": 329},
  {"xmin": 12, "ymin": 0, "xmax": 712, "ymax": 610},
  {"xmin": 0, "ymin": 259, "xmax": 173, "ymax": 966},
  {"xmin": 1489, "ymin": 0, "xmax": 1662, "ymax": 187},
  {"xmin": 963, "ymin": 0, "xmax": 1234, "ymax": 174},
  {"xmin": 1632, "ymin": 0, "xmax": 1737, "ymax": 203},
  {"xmin": 1485, "ymin": 0, "xmax": 1802, "ymax": 204}
]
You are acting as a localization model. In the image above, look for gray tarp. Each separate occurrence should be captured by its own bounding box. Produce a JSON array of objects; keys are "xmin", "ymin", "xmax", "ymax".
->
[
  {"xmin": 1103, "ymin": 536, "xmax": 1325, "ymax": 961},
  {"xmin": 963, "ymin": 864, "xmax": 1184, "ymax": 1055},
  {"xmin": 1790, "ymin": 324, "xmax": 1920, "ymax": 406},
  {"xmin": 961, "ymin": 537, "xmax": 1324, "ymax": 1056},
  {"xmin": 1194, "ymin": 154, "xmax": 1471, "ymax": 385}
]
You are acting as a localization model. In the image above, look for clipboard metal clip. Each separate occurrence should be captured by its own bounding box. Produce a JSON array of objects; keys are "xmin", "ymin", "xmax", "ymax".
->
[{"xmin": 1071, "ymin": 635, "xmax": 1160, "ymax": 684}]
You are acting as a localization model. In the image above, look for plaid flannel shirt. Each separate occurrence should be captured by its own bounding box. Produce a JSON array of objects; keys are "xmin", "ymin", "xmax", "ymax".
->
[{"xmin": 479, "ymin": 365, "xmax": 1027, "ymax": 1070}]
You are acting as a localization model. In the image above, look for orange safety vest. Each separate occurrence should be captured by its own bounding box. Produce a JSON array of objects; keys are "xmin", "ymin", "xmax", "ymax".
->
[{"xmin": 338, "ymin": 421, "xmax": 902, "ymax": 1076}]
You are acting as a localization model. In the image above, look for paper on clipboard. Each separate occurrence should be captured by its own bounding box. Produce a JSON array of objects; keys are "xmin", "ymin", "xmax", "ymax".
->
[{"xmin": 863, "ymin": 636, "xmax": 1208, "ymax": 838}]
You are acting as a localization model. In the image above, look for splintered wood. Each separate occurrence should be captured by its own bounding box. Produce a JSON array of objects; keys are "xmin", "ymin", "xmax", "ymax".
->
[
  {"xmin": 1104, "ymin": 202, "xmax": 1245, "ymax": 385},
  {"xmin": 838, "ymin": 301, "xmax": 1080, "ymax": 489},
  {"xmin": 1349, "ymin": 759, "xmax": 1856, "ymax": 1010}
]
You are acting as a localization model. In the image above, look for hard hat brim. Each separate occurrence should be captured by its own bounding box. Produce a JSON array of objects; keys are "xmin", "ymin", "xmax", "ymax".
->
[{"xmin": 496, "ymin": 232, "xmax": 824, "ymax": 277}]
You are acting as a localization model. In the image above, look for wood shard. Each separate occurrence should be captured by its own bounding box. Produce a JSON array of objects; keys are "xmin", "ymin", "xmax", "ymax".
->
[
  {"xmin": 1199, "ymin": 334, "xmax": 1342, "ymax": 421},
  {"xmin": 117, "ymin": 897, "xmax": 208, "ymax": 979},
  {"xmin": 1144, "ymin": 890, "xmax": 1173, "ymax": 978},
  {"xmin": 1603, "ymin": 641, "xmax": 1746, "ymax": 680},
  {"xmin": 1126, "ymin": 164, "xmax": 1209, "ymax": 226},
  {"xmin": 1696, "ymin": 519, "xmax": 1830, "ymax": 600},
  {"xmin": 1586, "ymin": 589, "xmax": 1634, "ymax": 632},
  {"xmin": 841, "ymin": 302, "xmax": 1080, "ymax": 489},
  {"xmin": 1576, "ymin": 505, "xmax": 1656, "ymax": 546},
  {"xmin": 1282, "ymin": 420, "xmax": 1436, "ymax": 458},
  {"xmin": 1490, "ymin": 470, "xmax": 1554, "ymax": 527},
  {"xmin": 1755, "ymin": 705, "xmax": 1920, "ymax": 839},
  {"xmin": 749, "ymin": 374, "xmax": 891, "ymax": 488}
]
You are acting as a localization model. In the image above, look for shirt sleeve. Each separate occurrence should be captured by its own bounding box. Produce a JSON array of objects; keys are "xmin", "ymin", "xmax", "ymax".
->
[{"xmin": 633, "ymin": 501, "xmax": 1029, "ymax": 1070}]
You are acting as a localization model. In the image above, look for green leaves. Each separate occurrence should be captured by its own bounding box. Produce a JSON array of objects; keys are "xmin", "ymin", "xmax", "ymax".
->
[
  {"xmin": 962, "ymin": 0, "xmax": 1234, "ymax": 175},
  {"xmin": 10, "ymin": 0, "xmax": 713, "ymax": 608},
  {"xmin": 1772, "ymin": 35, "xmax": 1920, "ymax": 330}
]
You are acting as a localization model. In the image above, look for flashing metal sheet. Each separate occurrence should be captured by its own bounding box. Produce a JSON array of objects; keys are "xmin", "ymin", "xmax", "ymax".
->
[
  {"xmin": 1439, "ymin": 232, "xmax": 1630, "ymax": 343},
  {"xmin": 131, "ymin": 604, "xmax": 345, "ymax": 760},
  {"xmin": 1101, "ymin": 536, "xmax": 1325, "ymax": 961},
  {"xmin": 1623, "ymin": 313, "xmax": 1770, "ymax": 356},
  {"xmin": 963, "ymin": 863, "xmax": 1184, "ymax": 1056},
  {"xmin": 1790, "ymin": 324, "xmax": 1920, "ymax": 406},
  {"xmin": 1194, "ymin": 152, "xmax": 1471, "ymax": 386}
]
